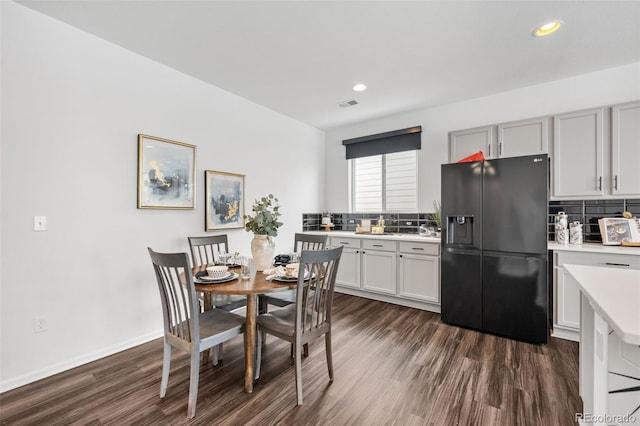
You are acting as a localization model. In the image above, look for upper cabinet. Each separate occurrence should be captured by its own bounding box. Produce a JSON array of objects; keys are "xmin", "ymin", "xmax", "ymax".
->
[
  {"xmin": 449, "ymin": 117, "xmax": 548, "ymax": 163},
  {"xmin": 552, "ymin": 102, "xmax": 640, "ymax": 199},
  {"xmin": 497, "ymin": 117, "xmax": 549, "ymax": 158},
  {"xmin": 611, "ymin": 101, "xmax": 640, "ymax": 196},
  {"xmin": 449, "ymin": 125, "xmax": 495, "ymax": 162},
  {"xmin": 552, "ymin": 107, "xmax": 606, "ymax": 198}
]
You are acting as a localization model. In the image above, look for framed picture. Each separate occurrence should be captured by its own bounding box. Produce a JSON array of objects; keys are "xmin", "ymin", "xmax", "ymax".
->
[
  {"xmin": 137, "ymin": 134, "xmax": 196, "ymax": 209},
  {"xmin": 205, "ymin": 170, "xmax": 245, "ymax": 230}
]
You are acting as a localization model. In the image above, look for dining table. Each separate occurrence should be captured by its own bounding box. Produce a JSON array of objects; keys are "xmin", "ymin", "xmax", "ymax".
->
[{"xmin": 192, "ymin": 265, "xmax": 296, "ymax": 393}]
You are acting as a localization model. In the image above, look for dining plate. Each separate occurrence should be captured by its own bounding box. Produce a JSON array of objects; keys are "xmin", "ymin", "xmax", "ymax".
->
[
  {"xmin": 199, "ymin": 271, "xmax": 231, "ymax": 281},
  {"xmin": 196, "ymin": 272, "xmax": 238, "ymax": 284},
  {"xmin": 271, "ymin": 273, "xmax": 313, "ymax": 283}
]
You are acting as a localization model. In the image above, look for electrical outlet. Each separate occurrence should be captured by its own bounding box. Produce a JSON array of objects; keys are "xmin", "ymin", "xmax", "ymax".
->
[
  {"xmin": 34, "ymin": 216, "xmax": 47, "ymax": 231},
  {"xmin": 34, "ymin": 316, "xmax": 48, "ymax": 333}
]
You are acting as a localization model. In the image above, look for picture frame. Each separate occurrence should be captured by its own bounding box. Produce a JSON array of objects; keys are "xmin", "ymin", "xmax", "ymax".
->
[
  {"xmin": 137, "ymin": 134, "xmax": 196, "ymax": 209},
  {"xmin": 205, "ymin": 170, "xmax": 245, "ymax": 230}
]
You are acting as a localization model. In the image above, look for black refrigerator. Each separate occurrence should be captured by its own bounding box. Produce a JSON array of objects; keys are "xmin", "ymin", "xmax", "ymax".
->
[{"xmin": 440, "ymin": 154, "xmax": 549, "ymax": 344}]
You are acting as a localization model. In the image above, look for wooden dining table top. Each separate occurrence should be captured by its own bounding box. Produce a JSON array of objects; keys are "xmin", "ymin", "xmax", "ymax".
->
[{"xmin": 192, "ymin": 265, "xmax": 296, "ymax": 295}]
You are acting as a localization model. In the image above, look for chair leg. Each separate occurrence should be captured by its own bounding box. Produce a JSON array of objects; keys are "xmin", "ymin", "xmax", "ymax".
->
[
  {"xmin": 255, "ymin": 327, "xmax": 262, "ymax": 380},
  {"xmin": 160, "ymin": 341, "xmax": 171, "ymax": 398},
  {"xmin": 325, "ymin": 331, "xmax": 334, "ymax": 382},
  {"xmin": 210, "ymin": 343, "xmax": 223, "ymax": 366},
  {"xmin": 295, "ymin": 340, "xmax": 303, "ymax": 406},
  {"xmin": 187, "ymin": 350, "xmax": 200, "ymax": 418}
]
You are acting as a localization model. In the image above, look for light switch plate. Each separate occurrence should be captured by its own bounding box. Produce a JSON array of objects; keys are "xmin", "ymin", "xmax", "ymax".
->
[{"xmin": 34, "ymin": 216, "xmax": 47, "ymax": 231}]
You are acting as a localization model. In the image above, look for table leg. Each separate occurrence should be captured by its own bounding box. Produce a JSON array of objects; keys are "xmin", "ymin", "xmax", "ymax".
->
[{"xmin": 244, "ymin": 294, "xmax": 257, "ymax": 393}]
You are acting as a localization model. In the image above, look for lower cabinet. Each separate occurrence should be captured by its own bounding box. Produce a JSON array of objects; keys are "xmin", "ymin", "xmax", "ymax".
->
[
  {"xmin": 553, "ymin": 250, "xmax": 640, "ymax": 341},
  {"xmin": 329, "ymin": 235, "xmax": 441, "ymax": 312},
  {"xmin": 361, "ymin": 239, "xmax": 397, "ymax": 295},
  {"xmin": 398, "ymin": 242, "xmax": 440, "ymax": 303}
]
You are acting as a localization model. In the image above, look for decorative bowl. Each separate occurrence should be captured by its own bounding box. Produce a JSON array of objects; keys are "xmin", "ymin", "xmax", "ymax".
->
[{"xmin": 206, "ymin": 265, "xmax": 229, "ymax": 278}]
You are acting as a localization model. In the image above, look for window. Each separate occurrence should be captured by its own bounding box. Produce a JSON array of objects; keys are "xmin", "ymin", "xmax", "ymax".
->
[{"xmin": 352, "ymin": 150, "xmax": 417, "ymax": 212}]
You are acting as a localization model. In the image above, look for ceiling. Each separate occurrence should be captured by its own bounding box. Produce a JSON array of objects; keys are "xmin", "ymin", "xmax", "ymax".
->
[{"xmin": 16, "ymin": 1, "xmax": 640, "ymax": 130}]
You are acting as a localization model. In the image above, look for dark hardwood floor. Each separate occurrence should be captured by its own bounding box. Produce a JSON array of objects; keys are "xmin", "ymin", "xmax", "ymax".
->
[{"xmin": 0, "ymin": 293, "xmax": 581, "ymax": 425}]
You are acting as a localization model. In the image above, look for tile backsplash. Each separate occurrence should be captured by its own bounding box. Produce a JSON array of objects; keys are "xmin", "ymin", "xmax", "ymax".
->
[
  {"xmin": 303, "ymin": 198, "xmax": 640, "ymax": 242},
  {"xmin": 302, "ymin": 212, "xmax": 438, "ymax": 234},
  {"xmin": 548, "ymin": 198, "xmax": 640, "ymax": 242}
]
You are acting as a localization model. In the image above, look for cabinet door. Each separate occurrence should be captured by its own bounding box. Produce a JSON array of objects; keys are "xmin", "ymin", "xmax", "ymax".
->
[
  {"xmin": 398, "ymin": 253, "xmax": 439, "ymax": 303},
  {"xmin": 335, "ymin": 247, "xmax": 360, "ymax": 289},
  {"xmin": 497, "ymin": 117, "xmax": 549, "ymax": 158},
  {"xmin": 553, "ymin": 108, "xmax": 605, "ymax": 197},
  {"xmin": 361, "ymin": 250, "xmax": 396, "ymax": 294},
  {"xmin": 449, "ymin": 125, "xmax": 495, "ymax": 162},
  {"xmin": 555, "ymin": 267, "xmax": 581, "ymax": 330},
  {"xmin": 611, "ymin": 101, "xmax": 640, "ymax": 196}
]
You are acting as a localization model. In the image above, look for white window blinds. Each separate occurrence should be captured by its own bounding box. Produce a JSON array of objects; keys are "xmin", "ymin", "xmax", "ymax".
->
[{"xmin": 353, "ymin": 150, "xmax": 417, "ymax": 212}]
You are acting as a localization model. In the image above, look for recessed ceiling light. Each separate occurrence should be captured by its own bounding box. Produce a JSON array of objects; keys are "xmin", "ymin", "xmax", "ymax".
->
[
  {"xmin": 353, "ymin": 83, "xmax": 367, "ymax": 92},
  {"xmin": 533, "ymin": 20, "xmax": 563, "ymax": 37}
]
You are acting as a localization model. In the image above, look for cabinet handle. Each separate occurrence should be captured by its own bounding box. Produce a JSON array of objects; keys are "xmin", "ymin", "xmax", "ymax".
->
[
  {"xmin": 362, "ymin": 251, "xmax": 366, "ymax": 254},
  {"xmin": 614, "ymin": 175, "xmax": 618, "ymax": 191},
  {"xmin": 499, "ymin": 142, "xmax": 503, "ymax": 156},
  {"xmin": 373, "ymin": 244, "xmax": 383, "ymax": 247},
  {"xmin": 597, "ymin": 176, "xmax": 602, "ymax": 191},
  {"xmin": 356, "ymin": 250, "xmax": 359, "ymax": 254},
  {"xmin": 339, "ymin": 241, "xmax": 350, "ymax": 245},
  {"xmin": 412, "ymin": 247, "xmax": 425, "ymax": 251},
  {"xmin": 399, "ymin": 254, "xmax": 403, "ymax": 258},
  {"xmin": 487, "ymin": 144, "xmax": 491, "ymax": 156},
  {"xmin": 604, "ymin": 262, "xmax": 630, "ymax": 267}
]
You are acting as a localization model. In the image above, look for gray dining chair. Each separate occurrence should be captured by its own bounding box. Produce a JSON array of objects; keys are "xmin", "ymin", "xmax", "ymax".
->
[
  {"xmin": 255, "ymin": 245, "xmax": 343, "ymax": 405},
  {"xmin": 148, "ymin": 247, "xmax": 245, "ymax": 418},
  {"xmin": 259, "ymin": 233, "xmax": 328, "ymax": 311},
  {"xmin": 188, "ymin": 235, "xmax": 247, "ymax": 312}
]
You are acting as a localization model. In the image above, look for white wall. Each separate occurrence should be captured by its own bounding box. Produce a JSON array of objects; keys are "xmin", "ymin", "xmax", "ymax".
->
[
  {"xmin": 0, "ymin": 1, "xmax": 324, "ymax": 391},
  {"xmin": 325, "ymin": 62, "xmax": 640, "ymax": 212}
]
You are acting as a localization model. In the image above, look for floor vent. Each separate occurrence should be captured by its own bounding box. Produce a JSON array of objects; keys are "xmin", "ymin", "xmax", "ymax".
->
[{"xmin": 338, "ymin": 99, "xmax": 359, "ymax": 108}]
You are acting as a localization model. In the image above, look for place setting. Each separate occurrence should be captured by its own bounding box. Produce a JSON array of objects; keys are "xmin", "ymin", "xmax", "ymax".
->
[{"xmin": 195, "ymin": 265, "xmax": 238, "ymax": 284}]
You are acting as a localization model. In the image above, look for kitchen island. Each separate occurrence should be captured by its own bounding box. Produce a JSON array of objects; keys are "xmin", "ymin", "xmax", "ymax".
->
[{"xmin": 564, "ymin": 264, "xmax": 640, "ymax": 425}]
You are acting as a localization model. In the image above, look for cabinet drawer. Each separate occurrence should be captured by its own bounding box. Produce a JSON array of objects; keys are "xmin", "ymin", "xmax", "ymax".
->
[
  {"xmin": 556, "ymin": 251, "xmax": 640, "ymax": 269},
  {"xmin": 399, "ymin": 241, "xmax": 440, "ymax": 256},
  {"xmin": 330, "ymin": 237, "xmax": 361, "ymax": 248},
  {"xmin": 362, "ymin": 239, "xmax": 396, "ymax": 251}
]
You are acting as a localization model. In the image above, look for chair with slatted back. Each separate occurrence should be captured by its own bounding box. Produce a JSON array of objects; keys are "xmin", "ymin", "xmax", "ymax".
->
[
  {"xmin": 148, "ymin": 247, "xmax": 245, "ymax": 418},
  {"xmin": 255, "ymin": 246, "xmax": 343, "ymax": 405},
  {"xmin": 188, "ymin": 235, "xmax": 247, "ymax": 312},
  {"xmin": 258, "ymin": 233, "xmax": 328, "ymax": 310}
]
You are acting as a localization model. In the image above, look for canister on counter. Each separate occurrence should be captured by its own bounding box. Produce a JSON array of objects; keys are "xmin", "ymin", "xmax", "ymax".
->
[
  {"xmin": 555, "ymin": 212, "xmax": 569, "ymax": 245},
  {"xmin": 570, "ymin": 221, "xmax": 583, "ymax": 245}
]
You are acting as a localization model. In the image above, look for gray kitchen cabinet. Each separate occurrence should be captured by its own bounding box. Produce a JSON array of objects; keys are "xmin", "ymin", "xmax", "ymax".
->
[
  {"xmin": 553, "ymin": 107, "xmax": 606, "ymax": 198},
  {"xmin": 449, "ymin": 125, "xmax": 495, "ymax": 162},
  {"xmin": 611, "ymin": 101, "xmax": 640, "ymax": 196},
  {"xmin": 325, "ymin": 233, "xmax": 441, "ymax": 313},
  {"xmin": 397, "ymin": 242, "xmax": 440, "ymax": 303},
  {"xmin": 449, "ymin": 118, "xmax": 548, "ymax": 163},
  {"xmin": 361, "ymin": 239, "xmax": 397, "ymax": 295},
  {"xmin": 553, "ymin": 250, "xmax": 640, "ymax": 342},
  {"xmin": 497, "ymin": 116, "xmax": 549, "ymax": 158},
  {"xmin": 330, "ymin": 237, "xmax": 361, "ymax": 289}
]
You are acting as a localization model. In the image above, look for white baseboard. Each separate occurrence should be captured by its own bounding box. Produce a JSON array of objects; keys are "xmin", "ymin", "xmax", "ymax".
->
[
  {"xmin": 551, "ymin": 326, "xmax": 580, "ymax": 342},
  {"xmin": 0, "ymin": 329, "xmax": 163, "ymax": 394},
  {"xmin": 335, "ymin": 286, "xmax": 441, "ymax": 314}
]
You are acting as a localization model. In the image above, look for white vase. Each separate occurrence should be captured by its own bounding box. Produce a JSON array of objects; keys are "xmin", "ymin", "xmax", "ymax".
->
[{"xmin": 251, "ymin": 234, "xmax": 275, "ymax": 271}]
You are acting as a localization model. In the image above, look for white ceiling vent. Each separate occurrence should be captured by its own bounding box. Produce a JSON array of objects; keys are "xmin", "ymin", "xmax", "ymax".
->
[{"xmin": 338, "ymin": 99, "xmax": 359, "ymax": 108}]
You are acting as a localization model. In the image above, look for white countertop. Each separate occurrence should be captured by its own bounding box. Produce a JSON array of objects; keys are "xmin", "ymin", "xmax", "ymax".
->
[
  {"xmin": 565, "ymin": 264, "xmax": 640, "ymax": 345},
  {"xmin": 548, "ymin": 241, "xmax": 640, "ymax": 256},
  {"xmin": 304, "ymin": 230, "xmax": 441, "ymax": 244}
]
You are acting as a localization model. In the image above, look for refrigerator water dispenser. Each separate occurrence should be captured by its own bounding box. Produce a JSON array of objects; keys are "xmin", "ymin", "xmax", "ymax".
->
[{"xmin": 446, "ymin": 215, "xmax": 474, "ymax": 245}]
